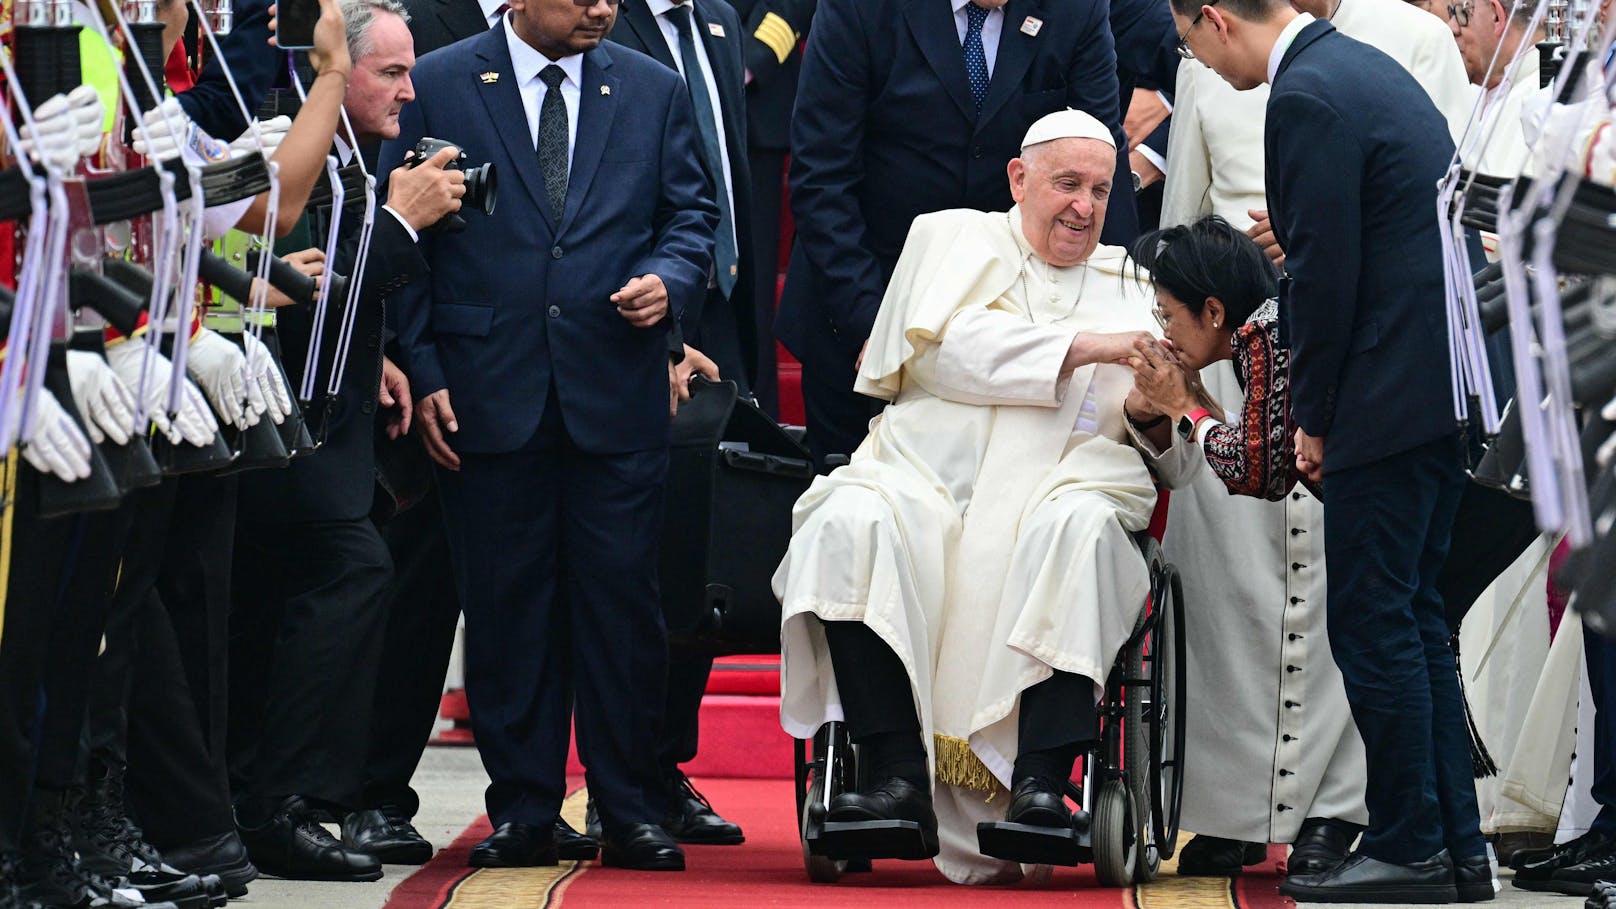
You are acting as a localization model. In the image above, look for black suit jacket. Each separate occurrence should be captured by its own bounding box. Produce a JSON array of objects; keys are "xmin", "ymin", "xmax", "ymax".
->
[
  {"xmin": 777, "ymin": 0, "xmax": 1130, "ymax": 368},
  {"xmin": 1264, "ymin": 20, "xmax": 1456, "ymax": 473},
  {"xmin": 608, "ymin": 0, "xmax": 756, "ymax": 381},
  {"xmin": 1109, "ymin": 0, "xmax": 1179, "ymax": 119},
  {"xmin": 402, "ymin": 0, "xmax": 489, "ymax": 56},
  {"xmin": 723, "ymin": 0, "xmax": 815, "ymax": 151}
]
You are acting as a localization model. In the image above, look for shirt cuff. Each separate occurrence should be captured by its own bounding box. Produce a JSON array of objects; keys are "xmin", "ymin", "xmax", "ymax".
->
[
  {"xmin": 1156, "ymin": 90, "xmax": 1173, "ymax": 114},
  {"xmin": 383, "ymin": 205, "xmax": 419, "ymax": 243},
  {"xmin": 1136, "ymin": 144, "xmax": 1167, "ymax": 173}
]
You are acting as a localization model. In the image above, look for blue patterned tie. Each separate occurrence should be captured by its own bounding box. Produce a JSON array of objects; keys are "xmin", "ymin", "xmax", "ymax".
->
[
  {"xmin": 963, "ymin": 3, "xmax": 990, "ymax": 114},
  {"xmin": 537, "ymin": 65, "xmax": 568, "ymax": 222}
]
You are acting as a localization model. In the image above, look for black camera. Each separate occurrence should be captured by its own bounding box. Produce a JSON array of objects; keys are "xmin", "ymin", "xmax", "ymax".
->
[{"xmin": 406, "ymin": 137, "xmax": 498, "ymax": 232}]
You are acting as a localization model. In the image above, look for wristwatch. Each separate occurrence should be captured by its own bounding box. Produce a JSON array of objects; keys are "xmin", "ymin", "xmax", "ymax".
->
[{"xmin": 1178, "ymin": 407, "xmax": 1212, "ymax": 439}]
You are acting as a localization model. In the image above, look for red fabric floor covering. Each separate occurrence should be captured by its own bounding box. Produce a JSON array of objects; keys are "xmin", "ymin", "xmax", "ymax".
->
[{"xmin": 383, "ymin": 777, "xmax": 1292, "ymax": 909}]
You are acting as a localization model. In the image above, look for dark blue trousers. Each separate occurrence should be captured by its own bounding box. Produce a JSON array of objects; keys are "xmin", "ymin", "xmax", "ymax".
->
[
  {"xmin": 1585, "ymin": 626, "xmax": 1616, "ymax": 836},
  {"xmin": 437, "ymin": 392, "xmax": 671, "ymax": 834},
  {"xmin": 1322, "ymin": 435, "xmax": 1485, "ymax": 865}
]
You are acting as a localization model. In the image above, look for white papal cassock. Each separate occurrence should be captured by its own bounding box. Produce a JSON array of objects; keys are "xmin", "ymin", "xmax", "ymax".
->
[{"xmin": 773, "ymin": 206, "xmax": 1191, "ymax": 884}]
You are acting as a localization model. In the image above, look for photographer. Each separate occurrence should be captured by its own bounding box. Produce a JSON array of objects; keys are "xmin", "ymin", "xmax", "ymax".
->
[{"xmin": 228, "ymin": 0, "xmax": 465, "ymax": 882}]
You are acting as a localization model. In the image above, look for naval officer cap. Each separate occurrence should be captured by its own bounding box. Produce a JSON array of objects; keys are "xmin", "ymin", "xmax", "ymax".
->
[{"xmin": 1020, "ymin": 109, "xmax": 1117, "ymax": 153}]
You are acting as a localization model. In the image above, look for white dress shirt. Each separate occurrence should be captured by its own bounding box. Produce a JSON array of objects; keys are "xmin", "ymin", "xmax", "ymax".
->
[
  {"xmin": 952, "ymin": 0, "xmax": 1003, "ymax": 77},
  {"xmin": 647, "ymin": 0, "xmax": 738, "ymax": 268},
  {"xmin": 505, "ymin": 14, "xmax": 583, "ymax": 161},
  {"xmin": 477, "ymin": 0, "xmax": 503, "ymax": 28},
  {"xmin": 1267, "ymin": 13, "xmax": 1315, "ymax": 85}
]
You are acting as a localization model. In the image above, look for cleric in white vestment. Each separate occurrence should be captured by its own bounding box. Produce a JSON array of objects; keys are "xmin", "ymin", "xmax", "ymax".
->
[{"xmin": 772, "ymin": 110, "xmax": 1194, "ymax": 885}]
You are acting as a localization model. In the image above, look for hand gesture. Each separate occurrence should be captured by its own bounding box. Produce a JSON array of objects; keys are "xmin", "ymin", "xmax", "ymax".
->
[
  {"xmin": 386, "ymin": 146, "xmax": 467, "ymax": 231},
  {"xmin": 612, "ymin": 275, "xmax": 669, "ymax": 328},
  {"xmin": 1127, "ymin": 338, "xmax": 1197, "ymax": 418}
]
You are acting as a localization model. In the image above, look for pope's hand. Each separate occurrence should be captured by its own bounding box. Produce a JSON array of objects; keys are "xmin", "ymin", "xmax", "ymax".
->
[
  {"xmin": 243, "ymin": 332, "xmax": 293, "ymax": 425},
  {"xmin": 1127, "ymin": 337, "xmax": 1197, "ymax": 417},
  {"xmin": 18, "ymin": 389, "xmax": 94, "ymax": 482},
  {"xmin": 612, "ymin": 275, "xmax": 669, "ymax": 328},
  {"xmin": 416, "ymin": 389, "xmax": 461, "ymax": 470},
  {"xmin": 187, "ymin": 328, "xmax": 259, "ymax": 430},
  {"xmin": 1067, "ymin": 331, "xmax": 1156, "ymax": 372},
  {"xmin": 104, "ymin": 337, "xmax": 217, "ymax": 446},
  {"xmin": 65, "ymin": 350, "xmax": 137, "ymax": 445}
]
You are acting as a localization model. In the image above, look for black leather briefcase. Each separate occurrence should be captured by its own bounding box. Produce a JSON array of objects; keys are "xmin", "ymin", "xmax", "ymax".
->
[{"xmin": 659, "ymin": 376, "xmax": 814, "ymax": 656}]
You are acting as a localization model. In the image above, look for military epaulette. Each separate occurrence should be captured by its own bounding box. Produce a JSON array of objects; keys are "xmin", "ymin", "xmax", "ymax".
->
[{"xmin": 753, "ymin": 11, "xmax": 797, "ymax": 66}]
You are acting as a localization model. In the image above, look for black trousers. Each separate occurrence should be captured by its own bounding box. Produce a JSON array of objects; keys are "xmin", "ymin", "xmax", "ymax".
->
[
  {"xmin": 436, "ymin": 395, "xmax": 670, "ymax": 833},
  {"xmin": 1438, "ymin": 482, "xmax": 1538, "ymax": 632},
  {"xmin": 747, "ymin": 147, "xmax": 786, "ymax": 419},
  {"xmin": 230, "ymin": 516, "xmax": 390, "ymax": 809},
  {"xmin": 799, "ymin": 352, "xmax": 880, "ymax": 471},
  {"xmin": 657, "ymin": 653, "xmax": 712, "ymax": 772},
  {"xmin": 362, "ymin": 478, "xmax": 461, "ymax": 817},
  {"xmin": 1322, "ymin": 436, "xmax": 1484, "ymax": 865}
]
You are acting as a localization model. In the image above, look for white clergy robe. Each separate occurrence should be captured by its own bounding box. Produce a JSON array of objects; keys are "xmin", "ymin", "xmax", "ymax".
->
[
  {"xmin": 773, "ymin": 206, "xmax": 1194, "ymax": 884},
  {"xmin": 1158, "ymin": 0, "xmax": 1473, "ymax": 844}
]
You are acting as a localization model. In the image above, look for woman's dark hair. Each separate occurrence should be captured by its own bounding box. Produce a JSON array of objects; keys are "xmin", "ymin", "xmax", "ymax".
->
[{"xmin": 1129, "ymin": 214, "xmax": 1279, "ymax": 328}]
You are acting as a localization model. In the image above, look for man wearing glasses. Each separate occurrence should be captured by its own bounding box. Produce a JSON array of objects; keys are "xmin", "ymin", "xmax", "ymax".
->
[{"xmin": 1446, "ymin": 0, "xmax": 1546, "ymax": 177}]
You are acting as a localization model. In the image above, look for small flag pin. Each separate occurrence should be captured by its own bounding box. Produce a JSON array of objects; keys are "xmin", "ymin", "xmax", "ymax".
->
[
  {"xmin": 479, "ymin": 71, "xmax": 499, "ymax": 83},
  {"xmin": 1020, "ymin": 16, "xmax": 1043, "ymax": 36},
  {"xmin": 707, "ymin": 21, "xmax": 725, "ymax": 36}
]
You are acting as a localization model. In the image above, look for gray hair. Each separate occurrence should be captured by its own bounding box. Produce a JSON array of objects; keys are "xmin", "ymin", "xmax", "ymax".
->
[{"xmin": 342, "ymin": 0, "xmax": 410, "ymax": 61}]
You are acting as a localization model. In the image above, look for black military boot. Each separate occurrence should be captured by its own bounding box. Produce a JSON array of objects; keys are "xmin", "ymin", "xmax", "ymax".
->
[
  {"xmin": 0, "ymin": 851, "xmax": 45, "ymax": 909},
  {"xmin": 16, "ymin": 787, "xmax": 179, "ymax": 909},
  {"xmin": 74, "ymin": 765, "xmax": 224, "ymax": 908}
]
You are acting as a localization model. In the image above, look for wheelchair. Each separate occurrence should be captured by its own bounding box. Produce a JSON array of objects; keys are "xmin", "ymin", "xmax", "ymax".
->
[{"xmin": 794, "ymin": 532, "xmax": 1187, "ymax": 886}]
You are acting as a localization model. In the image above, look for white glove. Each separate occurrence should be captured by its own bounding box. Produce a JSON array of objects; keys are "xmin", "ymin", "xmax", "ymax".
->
[
  {"xmin": 186, "ymin": 327, "xmax": 260, "ymax": 430},
  {"xmin": 16, "ymin": 93, "xmax": 85, "ymax": 171},
  {"xmin": 104, "ymin": 336, "xmax": 220, "ymax": 446},
  {"xmin": 65, "ymin": 350, "xmax": 137, "ymax": 445},
  {"xmin": 230, "ymin": 115, "xmax": 293, "ymax": 158},
  {"xmin": 18, "ymin": 388, "xmax": 93, "ymax": 482},
  {"xmin": 242, "ymin": 332, "xmax": 292, "ymax": 425},
  {"xmin": 64, "ymin": 84, "xmax": 106, "ymax": 159},
  {"xmin": 132, "ymin": 98, "xmax": 229, "ymax": 164}
]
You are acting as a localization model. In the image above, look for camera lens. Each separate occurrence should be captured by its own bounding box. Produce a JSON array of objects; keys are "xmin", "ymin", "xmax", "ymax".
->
[{"xmin": 463, "ymin": 163, "xmax": 497, "ymax": 217}]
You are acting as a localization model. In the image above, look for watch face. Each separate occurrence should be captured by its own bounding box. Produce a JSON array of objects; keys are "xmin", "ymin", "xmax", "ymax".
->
[
  {"xmin": 1131, "ymin": 171, "xmax": 1143, "ymax": 192},
  {"xmin": 1177, "ymin": 415, "xmax": 1195, "ymax": 438}
]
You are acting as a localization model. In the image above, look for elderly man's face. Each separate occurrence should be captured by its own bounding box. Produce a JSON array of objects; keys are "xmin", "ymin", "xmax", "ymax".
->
[
  {"xmin": 1007, "ymin": 138, "xmax": 1114, "ymax": 268},
  {"xmin": 1448, "ymin": 0, "xmax": 1508, "ymax": 86},
  {"xmin": 348, "ymin": 11, "xmax": 416, "ymax": 144},
  {"xmin": 510, "ymin": 0, "xmax": 619, "ymax": 59}
]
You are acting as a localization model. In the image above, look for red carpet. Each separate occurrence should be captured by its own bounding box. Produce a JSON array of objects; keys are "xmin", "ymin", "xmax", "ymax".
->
[{"xmin": 382, "ymin": 778, "xmax": 1292, "ymax": 909}]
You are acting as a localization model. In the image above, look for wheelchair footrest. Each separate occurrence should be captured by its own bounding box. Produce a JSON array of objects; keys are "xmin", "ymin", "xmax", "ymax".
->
[
  {"xmin": 976, "ymin": 821, "xmax": 1092, "ymax": 867},
  {"xmin": 810, "ymin": 819, "xmax": 939, "ymax": 861}
]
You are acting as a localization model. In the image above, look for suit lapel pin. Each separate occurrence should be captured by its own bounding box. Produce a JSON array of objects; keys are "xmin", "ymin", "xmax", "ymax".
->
[
  {"xmin": 707, "ymin": 21, "xmax": 725, "ymax": 37},
  {"xmin": 479, "ymin": 71, "xmax": 499, "ymax": 83},
  {"xmin": 1020, "ymin": 16, "xmax": 1043, "ymax": 36},
  {"xmin": 600, "ymin": 84, "xmax": 611, "ymax": 95}
]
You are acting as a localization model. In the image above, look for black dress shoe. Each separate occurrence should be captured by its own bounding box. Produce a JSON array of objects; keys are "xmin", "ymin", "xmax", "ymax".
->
[
  {"xmin": 1517, "ymin": 833, "xmax": 1613, "ymax": 890},
  {"xmin": 235, "ymin": 796, "xmax": 384, "ymax": 882},
  {"xmin": 555, "ymin": 819, "xmax": 598, "ymax": 861},
  {"xmin": 1004, "ymin": 777, "xmax": 1089, "ymax": 832},
  {"xmin": 828, "ymin": 777, "xmax": 937, "ymax": 831},
  {"xmin": 342, "ymin": 808, "xmax": 434, "ymax": 865},
  {"xmin": 584, "ymin": 800, "xmax": 602, "ymax": 840},
  {"xmin": 160, "ymin": 832, "xmax": 258, "ymax": 898},
  {"xmin": 467, "ymin": 823, "xmax": 558, "ymax": 868},
  {"xmin": 1177, "ymin": 835, "xmax": 1268, "ymax": 876},
  {"xmin": 661, "ymin": 770, "xmax": 744, "ymax": 845},
  {"xmin": 1279, "ymin": 850, "xmax": 1458, "ymax": 903},
  {"xmin": 1550, "ymin": 842, "xmax": 1616, "ymax": 896},
  {"xmin": 601, "ymin": 824, "xmax": 685, "ymax": 871},
  {"xmin": 1290, "ymin": 817, "xmax": 1361, "ymax": 877},
  {"xmin": 1454, "ymin": 853, "xmax": 1496, "ymax": 902}
]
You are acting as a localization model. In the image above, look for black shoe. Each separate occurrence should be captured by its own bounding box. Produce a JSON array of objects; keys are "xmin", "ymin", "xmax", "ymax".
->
[
  {"xmin": 1290, "ymin": 817, "xmax": 1361, "ymax": 877},
  {"xmin": 974, "ymin": 777, "xmax": 1090, "ymax": 867},
  {"xmin": 1004, "ymin": 777, "xmax": 1088, "ymax": 833},
  {"xmin": 235, "ymin": 796, "xmax": 384, "ymax": 882},
  {"xmin": 1588, "ymin": 879, "xmax": 1616, "ymax": 909},
  {"xmin": 827, "ymin": 777, "xmax": 936, "ymax": 829},
  {"xmin": 661, "ymin": 770, "xmax": 744, "ymax": 845},
  {"xmin": 73, "ymin": 765, "xmax": 220, "ymax": 908},
  {"xmin": 1517, "ymin": 833, "xmax": 1614, "ymax": 890},
  {"xmin": 600, "ymin": 824, "xmax": 686, "ymax": 871},
  {"xmin": 160, "ymin": 831, "xmax": 258, "ymax": 898},
  {"xmin": 0, "ymin": 852, "xmax": 44, "ymax": 909},
  {"xmin": 1177, "ymin": 835, "xmax": 1268, "ymax": 876},
  {"xmin": 17, "ymin": 787, "xmax": 174, "ymax": 909},
  {"xmin": 1279, "ymin": 850, "xmax": 1458, "ymax": 903},
  {"xmin": 1550, "ymin": 844, "xmax": 1616, "ymax": 896},
  {"xmin": 822, "ymin": 776, "xmax": 940, "ymax": 861},
  {"xmin": 554, "ymin": 819, "xmax": 598, "ymax": 861},
  {"xmin": 342, "ymin": 808, "xmax": 434, "ymax": 865},
  {"xmin": 584, "ymin": 800, "xmax": 602, "ymax": 840},
  {"xmin": 1454, "ymin": 852, "xmax": 1496, "ymax": 902},
  {"xmin": 468, "ymin": 823, "xmax": 558, "ymax": 868}
]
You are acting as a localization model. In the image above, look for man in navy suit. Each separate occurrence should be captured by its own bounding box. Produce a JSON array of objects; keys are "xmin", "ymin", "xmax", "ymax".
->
[
  {"xmin": 778, "ymin": 0, "xmax": 1146, "ymax": 467},
  {"xmin": 1175, "ymin": 0, "xmax": 1488, "ymax": 902},
  {"xmin": 381, "ymin": 0, "xmax": 718, "ymax": 872}
]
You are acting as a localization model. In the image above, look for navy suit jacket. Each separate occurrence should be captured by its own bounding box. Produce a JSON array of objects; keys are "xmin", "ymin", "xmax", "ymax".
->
[
  {"xmin": 1264, "ymin": 20, "xmax": 1456, "ymax": 473},
  {"xmin": 381, "ymin": 29, "xmax": 718, "ymax": 455},
  {"xmin": 777, "ymin": 0, "xmax": 1130, "ymax": 368}
]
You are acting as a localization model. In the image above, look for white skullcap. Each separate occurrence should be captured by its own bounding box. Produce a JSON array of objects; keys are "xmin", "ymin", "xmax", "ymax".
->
[{"xmin": 1020, "ymin": 108, "xmax": 1117, "ymax": 153}]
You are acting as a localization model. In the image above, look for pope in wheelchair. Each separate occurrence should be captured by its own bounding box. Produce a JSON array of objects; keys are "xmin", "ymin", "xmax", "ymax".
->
[{"xmin": 772, "ymin": 110, "xmax": 1197, "ymax": 885}]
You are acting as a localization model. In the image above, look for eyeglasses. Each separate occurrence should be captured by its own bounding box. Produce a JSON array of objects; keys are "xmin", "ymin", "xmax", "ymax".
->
[
  {"xmin": 1447, "ymin": 0, "xmax": 1473, "ymax": 26},
  {"xmin": 1175, "ymin": 0, "xmax": 1219, "ymax": 60},
  {"xmin": 1152, "ymin": 304, "xmax": 1171, "ymax": 330}
]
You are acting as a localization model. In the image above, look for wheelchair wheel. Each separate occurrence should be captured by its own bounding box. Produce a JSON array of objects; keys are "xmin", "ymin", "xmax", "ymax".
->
[
  {"xmin": 1122, "ymin": 630, "xmax": 1161, "ymax": 884},
  {"xmin": 801, "ymin": 722, "xmax": 853, "ymax": 883},
  {"xmin": 1148, "ymin": 563, "xmax": 1187, "ymax": 859},
  {"xmin": 1091, "ymin": 777, "xmax": 1139, "ymax": 887}
]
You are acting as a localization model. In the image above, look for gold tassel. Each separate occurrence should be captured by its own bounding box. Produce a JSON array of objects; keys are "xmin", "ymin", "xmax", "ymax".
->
[{"xmin": 932, "ymin": 733, "xmax": 1005, "ymax": 795}]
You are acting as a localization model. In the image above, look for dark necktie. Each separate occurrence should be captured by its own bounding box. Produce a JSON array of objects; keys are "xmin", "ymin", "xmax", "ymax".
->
[
  {"xmin": 669, "ymin": 4, "xmax": 738, "ymax": 297},
  {"xmin": 537, "ymin": 65, "xmax": 569, "ymax": 222},
  {"xmin": 963, "ymin": 3, "xmax": 990, "ymax": 114}
]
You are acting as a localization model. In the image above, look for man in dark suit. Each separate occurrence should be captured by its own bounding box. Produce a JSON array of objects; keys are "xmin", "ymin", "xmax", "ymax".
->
[
  {"xmin": 777, "ymin": 0, "xmax": 1134, "ymax": 467},
  {"xmin": 1175, "ymin": 0, "xmax": 1487, "ymax": 902},
  {"xmin": 382, "ymin": 0, "xmax": 717, "ymax": 872},
  {"xmin": 723, "ymin": 0, "xmax": 813, "ymax": 416},
  {"xmin": 229, "ymin": 0, "xmax": 467, "ymax": 882},
  {"xmin": 605, "ymin": 0, "xmax": 752, "ymax": 848}
]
